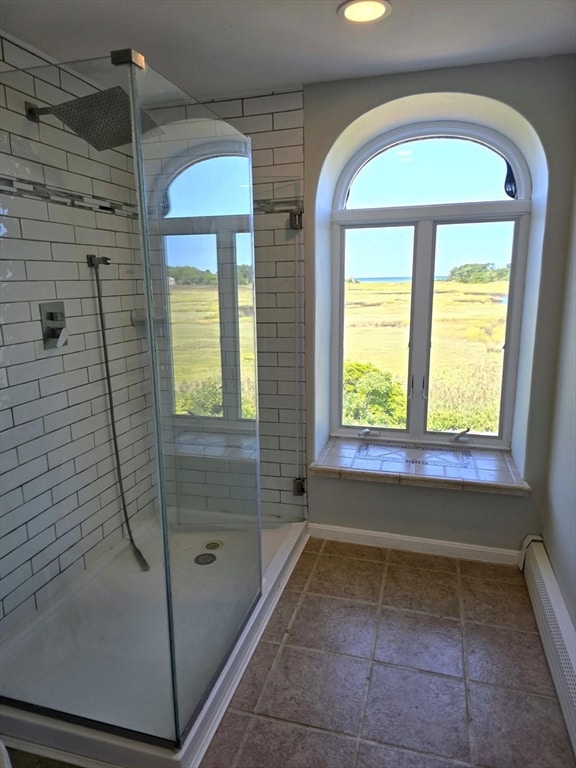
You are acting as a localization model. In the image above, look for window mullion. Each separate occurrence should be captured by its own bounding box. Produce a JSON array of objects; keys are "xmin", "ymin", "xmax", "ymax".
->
[
  {"xmin": 408, "ymin": 219, "xmax": 435, "ymax": 439},
  {"xmin": 330, "ymin": 223, "xmax": 345, "ymax": 432},
  {"xmin": 217, "ymin": 231, "xmax": 242, "ymax": 421},
  {"xmin": 498, "ymin": 214, "xmax": 529, "ymax": 444}
]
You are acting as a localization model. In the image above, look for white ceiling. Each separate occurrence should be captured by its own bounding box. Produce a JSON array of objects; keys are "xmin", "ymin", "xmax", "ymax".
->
[{"xmin": 1, "ymin": 0, "xmax": 575, "ymax": 101}]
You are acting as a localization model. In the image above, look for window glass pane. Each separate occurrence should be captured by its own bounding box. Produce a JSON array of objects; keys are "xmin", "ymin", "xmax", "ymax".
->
[
  {"xmin": 236, "ymin": 233, "xmax": 256, "ymax": 419},
  {"xmin": 342, "ymin": 227, "xmax": 413, "ymax": 429},
  {"xmin": 164, "ymin": 156, "xmax": 251, "ymax": 217},
  {"xmin": 346, "ymin": 138, "xmax": 510, "ymax": 208},
  {"xmin": 166, "ymin": 234, "xmax": 223, "ymax": 417},
  {"xmin": 427, "ymin": 221, "xmax": 515, "ymax": 436}
]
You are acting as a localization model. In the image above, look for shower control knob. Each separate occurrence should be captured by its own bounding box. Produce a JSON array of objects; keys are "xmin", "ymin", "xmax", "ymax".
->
[{"xmin": 56, "ymin": 327, "xmax": 69, "ymax": 348}]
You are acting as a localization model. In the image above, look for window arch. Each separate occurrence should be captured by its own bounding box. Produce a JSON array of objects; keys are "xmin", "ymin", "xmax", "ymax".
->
[
  {"xmin": 329, "ymin": 122, "xmax": 532, "ymax": 447},
  {"xmin": 333, "ymin": 122, "xmax": 532, "ymax": 209},
  {"xmin": 163, "ymin": 154, "xmax": 251, "ymax": 218}
]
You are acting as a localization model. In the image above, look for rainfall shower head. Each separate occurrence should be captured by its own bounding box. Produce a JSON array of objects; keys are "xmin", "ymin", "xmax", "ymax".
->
[{"xmin": 25, "ymin": 86, "xmax": 158, "ymax": 152}]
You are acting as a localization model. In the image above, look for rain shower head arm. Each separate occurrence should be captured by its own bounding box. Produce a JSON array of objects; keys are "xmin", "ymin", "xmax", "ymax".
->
[{"xmin": 25, "ymin": 102, "xmax": 53, "ymax": 123}]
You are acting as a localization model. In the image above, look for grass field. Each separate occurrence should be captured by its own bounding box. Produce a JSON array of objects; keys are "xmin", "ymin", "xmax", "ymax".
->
[
  {"xmin": 168, "ymin": 284, "xmax": 256, "ymax": 416},
  {"xmin": 343, "ymin": 279, "xmax": 509, "ymax": 432},
  {"xmin": 168, "ymin": 280, "xmax": 509, "ymax": 431}
]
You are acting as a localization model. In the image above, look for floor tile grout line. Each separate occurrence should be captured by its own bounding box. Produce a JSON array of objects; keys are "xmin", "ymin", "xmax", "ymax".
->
[
  {"xmin": 243, "ymin": 544, "xmax": 322, "ymax": 728},
  {"xmin": 458, "ymin": 558, "xmax": 478, "ymax": 767},
  {"xmin": 303, "ymin": 588, "xmax": 381, "ymax": 606},
  {"xmin": 355, "ymin": 737, "xmax": 478, "ymax": 768},
  {"xmin": 352, "ymin": 557, "xmax": 390, "ymax": 767},
  {"xmin": 226, "ymin": 544, "xmax": 318, "ymax": 767},
  {"xmin": 224, "ymin": 709, "xmax": 478, "ymax": 768},
  {"xmin": 230, "ymin": 709, "xmax": 364, "ymax": 741},
  {"xmin": 224, "ymin": 541, "xmax": 563, "ymax": 768},
  {"xmin": 228, "ymin": 712, "xmax": 256, "ymax": 768}
]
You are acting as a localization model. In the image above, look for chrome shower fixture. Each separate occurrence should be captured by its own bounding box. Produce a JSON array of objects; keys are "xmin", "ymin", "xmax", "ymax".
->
[{"xmin": 25, "ymin": 85, "xmax": 158, "ymax": 152}]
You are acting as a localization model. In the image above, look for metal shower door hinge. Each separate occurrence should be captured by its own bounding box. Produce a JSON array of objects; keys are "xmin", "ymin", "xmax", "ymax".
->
[
  {"xmin": 293, "ymin": 477, "xmax": 307, "ymax": 496},
  {"xmin": 289, "ymin": 209, "xmax": 303, "ymax": 230}
]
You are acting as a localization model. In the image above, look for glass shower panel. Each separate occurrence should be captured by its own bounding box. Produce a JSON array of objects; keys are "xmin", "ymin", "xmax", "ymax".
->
[
  {"xmin": 130, "ymin": 62, "xmax": 262, "ymax": 737},
  {"xmin": 236, "ymin": 232, "xmax": 257, "ymax": 420},
  {"xmin": 165, "ymin": 234, "xmax": 223, "ymax": 417},
  {"xmin": 0, "ymin": 56, "xmax": 177, "ymax": 743}
]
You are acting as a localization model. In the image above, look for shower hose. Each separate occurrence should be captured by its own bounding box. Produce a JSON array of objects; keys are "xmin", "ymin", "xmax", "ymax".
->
[{"xmin": 87, "ymin": 254, "xmax": 150, "ymax": 572}]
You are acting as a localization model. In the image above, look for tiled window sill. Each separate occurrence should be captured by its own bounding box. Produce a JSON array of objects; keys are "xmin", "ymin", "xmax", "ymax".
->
[{"xmin": 309, "ymin": 438, "xmax": 531, "ymax": 496}]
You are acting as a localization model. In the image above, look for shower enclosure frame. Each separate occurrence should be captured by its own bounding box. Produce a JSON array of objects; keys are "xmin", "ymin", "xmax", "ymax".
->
[{"xmin": 0, "ymin": 46, "xmax": 291, "ymax": 760}]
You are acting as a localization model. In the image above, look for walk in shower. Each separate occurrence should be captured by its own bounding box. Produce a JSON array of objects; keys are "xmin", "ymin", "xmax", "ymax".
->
[{"xmin": 0, "ymin": 48, "xmax": 305, "ymax": 762}]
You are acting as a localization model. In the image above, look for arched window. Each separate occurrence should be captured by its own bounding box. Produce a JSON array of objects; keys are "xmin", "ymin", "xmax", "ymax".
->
[
  {"xmin": 330, "ymin": 124, "xmax": 531, "ymax": 446},
  {"xmin": 159, "ymin": 152, "xmax": 255, "ymax": 421}
]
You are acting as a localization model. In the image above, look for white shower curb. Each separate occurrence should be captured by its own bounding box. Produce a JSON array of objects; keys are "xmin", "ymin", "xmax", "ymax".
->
[{"xmin": 0, "ymin": 522, "xmax": 308, "ymax": 768}]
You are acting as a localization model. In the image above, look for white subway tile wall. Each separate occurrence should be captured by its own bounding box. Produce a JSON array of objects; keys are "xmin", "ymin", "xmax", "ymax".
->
[
  {"xmin": 213, "ymin": 90, "xmax": 306, "ymax": 522},
  {"xmin": 0, "ymin": 38, "xmax": 156, "ymax": 632},
  {"xmin": 0, "ymin": 36, "xmax": 307, "ymax": 631}
]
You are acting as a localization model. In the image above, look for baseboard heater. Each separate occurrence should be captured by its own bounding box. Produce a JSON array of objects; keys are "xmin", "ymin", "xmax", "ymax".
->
[{"xmin": 521, "ymin": 538, "xmax": 576, "ymax": 755}]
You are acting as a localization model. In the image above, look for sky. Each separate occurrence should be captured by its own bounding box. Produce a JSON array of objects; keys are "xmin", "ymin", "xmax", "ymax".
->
[
  {"xmin": 345, "ymin": 138, "xmax": 514, "ymax": 279},
  {"xmin": 164, "ymin": 155, "xmax": 252, "ymax": 272},
  {"xmin": 163, "ymin": 139, "xmax": 514, "ymax": 278}
]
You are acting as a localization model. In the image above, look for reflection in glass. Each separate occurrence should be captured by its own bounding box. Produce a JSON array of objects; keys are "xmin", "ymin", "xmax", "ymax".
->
[
  {"xmin": 164, "ymin": 156, "xmax": 251, "ymax": 217},
  {"xmin": 236, "ymin": 233, "xmax": 257, "ymax": 419},
  {"xmin": 165, "ymin": 234, "xmax": 223, "ymax": 417},
  {"xmin": 342, "ymin": 226, "xmax": 414, "ymax": 429},
  {"xmin": 427, "ymin": 221, "xmax": 514, "ymax": 435}
]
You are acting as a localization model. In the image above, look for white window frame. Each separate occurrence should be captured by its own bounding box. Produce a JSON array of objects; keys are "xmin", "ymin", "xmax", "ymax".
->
[{"xmin": 330, "ymin": 123, "xmax": 532, "ymax": 449}]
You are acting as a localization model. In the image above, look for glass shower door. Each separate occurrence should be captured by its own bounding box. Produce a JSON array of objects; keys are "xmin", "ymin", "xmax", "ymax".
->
[{"xmin": 129, "ymin": 62, "xmax": 262, "ymax": 738}]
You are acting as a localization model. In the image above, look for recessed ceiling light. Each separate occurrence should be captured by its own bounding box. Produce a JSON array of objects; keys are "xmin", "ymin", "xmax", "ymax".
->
[{"xmin": 338, "ymin": 0, "xmax": 392, "ymax": 23}]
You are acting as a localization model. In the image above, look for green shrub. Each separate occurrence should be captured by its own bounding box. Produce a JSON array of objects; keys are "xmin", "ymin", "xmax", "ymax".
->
[
  {"xmin": 174, "ymin": 377, "xmax": 257, "ymax": 419},
  {"xmin": 343, "ymin": 361, "xmax": 406, "ymax": 428},
  {"xmin": 175, "ymin": 378, "xmax": 223, "ymax": 416}
]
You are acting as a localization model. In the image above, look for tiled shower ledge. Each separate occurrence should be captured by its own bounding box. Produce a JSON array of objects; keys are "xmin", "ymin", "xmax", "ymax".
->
[
  {"xmin": 309, "ymin": 438, "xmax": 531, "ymax": 496},
  {"xmin": 166, "ymin": 430, "xmax": 257, "ymax": 460}
]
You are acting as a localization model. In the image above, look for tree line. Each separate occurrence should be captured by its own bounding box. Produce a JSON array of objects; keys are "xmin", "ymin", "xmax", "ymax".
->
[
  {"xmin": 446, "ymin": 262, "xmax": 510, "ymax": 283},
  {"xmin": 168, "ymin": 264, "xmax": 253, "ymax": 285}
]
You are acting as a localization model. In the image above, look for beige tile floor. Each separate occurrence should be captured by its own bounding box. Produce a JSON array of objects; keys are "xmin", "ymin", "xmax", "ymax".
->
[
  {"xmin": 7, "ymin": 538, "xmax": 576, "ymax": 768},
  {"xmin": 199, "ymin": 538, "xmax": 575, "ymax": 768}
]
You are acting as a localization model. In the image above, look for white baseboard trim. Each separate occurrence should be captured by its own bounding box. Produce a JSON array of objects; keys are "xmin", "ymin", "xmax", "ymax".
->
[
  {"xmin": 523, "ymin": 541, "xmax": 576, "ymax": 756},
  {"xmin": 307, "ymin": 523, "xmax": 520, "ymax": 565}
]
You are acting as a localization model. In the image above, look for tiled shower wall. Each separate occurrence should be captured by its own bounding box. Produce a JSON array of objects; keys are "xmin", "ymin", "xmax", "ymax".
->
[
  {"xmin": 0, "ymin": 35, "xmax": 307, "ymax": 632},
  {"xmin": 0, "ymin": 37, "xmax": 157, "ymax": 633},
  {"xmin": 209, "ymin": 91, "xmax": 306, "ymax": 522}
]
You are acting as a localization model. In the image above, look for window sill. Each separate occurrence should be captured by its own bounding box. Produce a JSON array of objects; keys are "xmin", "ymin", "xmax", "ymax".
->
[{"xmin": 309, "ymin": 438, "xmax": 531, "ymax": 496}]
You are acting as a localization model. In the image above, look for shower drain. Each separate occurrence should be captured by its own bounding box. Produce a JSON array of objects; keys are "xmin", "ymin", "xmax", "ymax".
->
[
  {"xmin": 194, "ymin": 553, "xmax": 217, "ymax": 566},
  {"xmin": 204, "ymin": 540, "xmax": 223, "ymax": 551}
]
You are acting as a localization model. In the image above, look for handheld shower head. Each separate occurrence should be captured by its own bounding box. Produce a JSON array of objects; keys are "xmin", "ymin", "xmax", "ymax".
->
[{"xmin": 25, "ymin": 86, "xmax": 158, "ymax": 152}]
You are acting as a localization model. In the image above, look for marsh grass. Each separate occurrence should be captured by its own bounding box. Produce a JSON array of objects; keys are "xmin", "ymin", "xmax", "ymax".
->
[
  {"xmin": 169, "ymin": 284, "xmax": 256, "ymax": 415},
  {"xmin": 168, "ymin": 280, "xmax": 509, "ymax": 431}
]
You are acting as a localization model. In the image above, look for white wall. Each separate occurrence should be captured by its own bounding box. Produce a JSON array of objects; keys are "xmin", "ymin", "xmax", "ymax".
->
[
  {"xmin": 543, "ymin": 179, "xmax": 576, "ymax": 624},
  {"xmin": 304, "ymin": 55, "xmax": 576, "ymax": 550}
]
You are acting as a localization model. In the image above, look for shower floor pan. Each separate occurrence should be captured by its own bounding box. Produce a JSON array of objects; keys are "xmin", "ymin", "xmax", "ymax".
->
[{"xmin": 0, "ymin": 513, "xmax": 304, "ymax": 749}]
